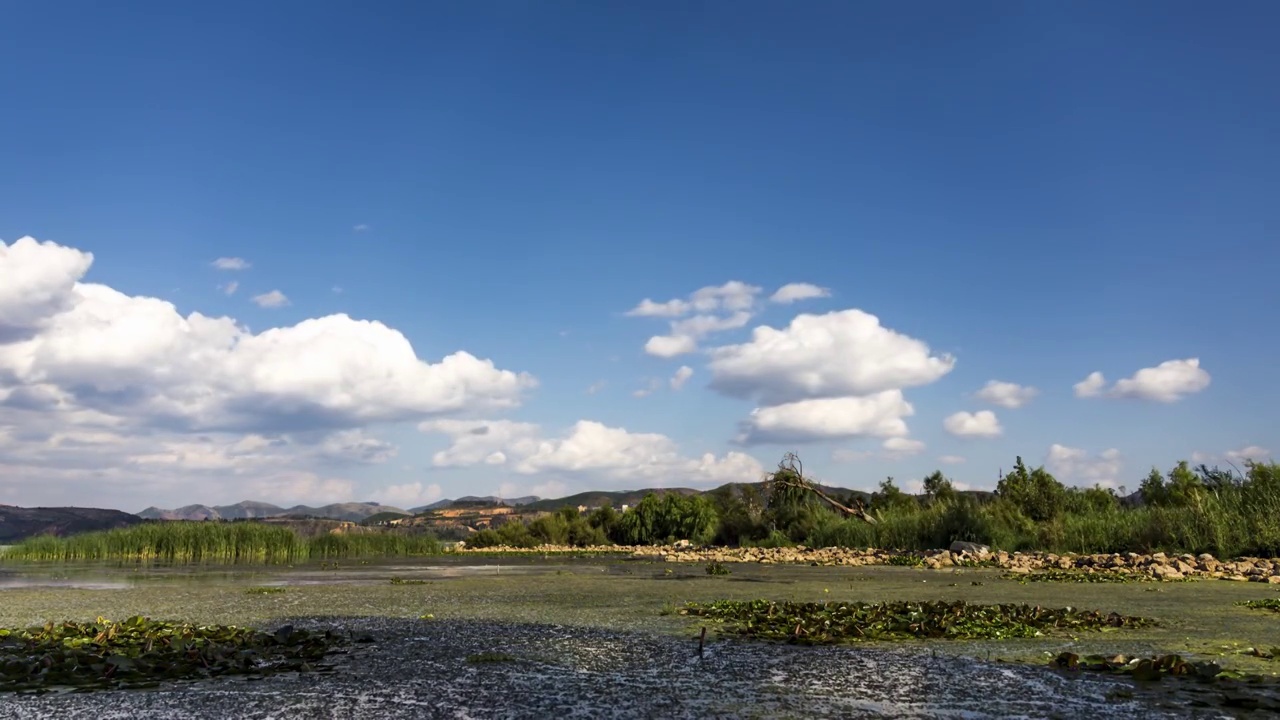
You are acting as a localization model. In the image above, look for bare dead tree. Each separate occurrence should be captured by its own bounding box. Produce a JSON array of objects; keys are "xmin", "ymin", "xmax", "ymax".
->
[{"xmin": 765, "ymin": 452, "xmax": 877, "ymax": 524}]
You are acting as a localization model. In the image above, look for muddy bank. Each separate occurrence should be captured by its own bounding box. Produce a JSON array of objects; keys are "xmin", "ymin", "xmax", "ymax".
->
[
  {"xmin": 0, "ymin": 618, "xmax": 1235, "ymax": 719},
  {"xmin": 458, "ymin": 544, "xmax": 1280, "ymax": 583}
]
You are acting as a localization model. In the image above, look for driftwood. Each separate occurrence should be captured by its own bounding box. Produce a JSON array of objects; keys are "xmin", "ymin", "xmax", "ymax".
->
[{"xmin": 767, "ymin": 453, "xmax": 877, "ymax": 525}]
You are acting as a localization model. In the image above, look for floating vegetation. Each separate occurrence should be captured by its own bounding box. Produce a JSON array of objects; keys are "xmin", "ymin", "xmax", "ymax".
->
[
  {"xmin": 679, "ymin": 600, "xmax": 1154, "ymax": 645},
  {"xmin": 244, "ymin": 587, "xmax": 287, "ymax": 595},
  {"xmin": 1239, "ymin": 599, "xmax": 1280, "ymax": 614},
  {"xmin": 705, "ymin": 561, "xmax": 731, "ymax": 576},
  {"xmin": 388, "ymin": 577, "xmax": 429, "ymax": 585},
  {"xmin": 886, "ymin": 554, "xmax": 925, "ymax": 567},
  {"xmin": 1050, "ymin": 650, "xmax": 1278, "ymax": 679},
  {"xmin": 0, "ymin": 616, "xmax": 349, "ymax": 693},
  {"xmin": 466, "ymin": 651, "xmax": 517, "ymax": 663},
  {"xmin": 1006, "ymin": 569, "xmax": 1155, "ymax": 584},
  {"xmin": 1, "ymin": 523, "xmax": 442, "ymax": 564}
]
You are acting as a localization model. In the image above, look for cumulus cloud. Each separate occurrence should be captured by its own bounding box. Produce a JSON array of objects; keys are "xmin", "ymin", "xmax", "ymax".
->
[
  {"xmin": 769, "ymin": 283, "xmax": 830, "ymax": 304},
  {"xmin": 1073, "ymin": 359, "xmax": 1210, "ymax": 402},
  {"xmin": 627, "ymin": 281, "xmax": 764, "ymax": 357},
  {"xmin": 670, "ymin": 366, "xmax": 694, "ymax": 390},
  {"xmin": 419, "ymin": 418, "xmax": 763, "ymax": 488},
  {"xmin": 709, "ymin": 309, "xmax": 954, "ymax": 407},
  {"xmin": 735, "ymin": 392, "xmax": 914, "ymax": 445},
  {"xmin": 1226, "ymin": 445, "xmax": 1272, "ymax": 462},
  {"xmin": 1073, "ymin": 371, "xmax": 1106, "ymax": 398},
  {"xmin": 585, "ymin": 380, "xmax": 606, "ymax": 395},
  {"xmin": 974, "ymin": 380, "xmax": 1038, "ymax": 409},
  {"xmin": 882, "ymin": 437, "xmax": 926, "ymax": 458},
  {"xmin": 632, "ymin": 378, "xmax": 662, "ymax": 398},
  {"xmin": 212, "ymin": 257, "xmax": 250, "ymax": 270},
  {"xmin": 373, "ymin": 481, "xmax": 442, "ymax": 508},
  {"xmin": 1046, "ymin": 444, "xmax": 1123, "ymax": 487},
  {"xmin": 942, "ymin": 410, "xmax": 1002, "ymax": 438},
  {"xmin": 220, "ymin": 281, "xmax": 239, "ymax": 296},
  {"xmin": 252, "ymin": 290, "xmax": 290, "ymax": 308},
  {"xmin": 0, "ymin": 237, "xmax": 93, "ymax": 342},
  {"xmin": 938, "ymin": 455, "xmax": 966, "ymax": 465},
  {"xmin": 0, "ymin": 236, "xmax": 536, "ymax": 443}
]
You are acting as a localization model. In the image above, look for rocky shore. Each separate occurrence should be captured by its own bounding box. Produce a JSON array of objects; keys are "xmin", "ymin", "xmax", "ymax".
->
[{"xmin": 454, "ymin": 542, "xmax": 1280, "ymax": 583}]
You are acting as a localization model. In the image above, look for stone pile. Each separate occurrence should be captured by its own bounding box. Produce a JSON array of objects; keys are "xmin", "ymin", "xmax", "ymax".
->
[{"xmin": 453, "ymin": 542, "xmax": 1280, "ymax": 583}]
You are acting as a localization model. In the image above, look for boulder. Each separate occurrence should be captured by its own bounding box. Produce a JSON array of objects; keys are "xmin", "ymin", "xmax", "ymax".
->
[{"xmin": 949, "ymin": 541, "xmax": 990, "ymax": 555}]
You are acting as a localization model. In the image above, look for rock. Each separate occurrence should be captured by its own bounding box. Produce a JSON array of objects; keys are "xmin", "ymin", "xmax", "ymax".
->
[
  {"xmin": 949, "ymin": 541, "xmax": 989, "ymax": 555},
  {"xmin": 1268, "ymin": 575, "xmax": 1280, "ymax": 584}
]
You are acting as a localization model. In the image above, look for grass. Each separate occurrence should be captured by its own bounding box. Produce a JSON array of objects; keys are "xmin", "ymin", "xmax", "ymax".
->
[
  {"xmin": 0, "ymin": 522, "xmax": 442, "ymax": 564},
  {"xmin": 245, "ymin": 587, "xmax": 287, "ymax": 595},
  {"xmin": 680, "ymin": 599, "xmax": 1153, "ymax": 644}
]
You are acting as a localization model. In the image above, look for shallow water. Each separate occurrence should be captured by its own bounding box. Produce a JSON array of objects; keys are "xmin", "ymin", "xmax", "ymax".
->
[
  {"xmin": 0, "ymin": 618, "xmax": 1234, "ymax": 719},
  {"xmin": 3, "ymin": 559, "xmax": 1279, "ymax": 718}
]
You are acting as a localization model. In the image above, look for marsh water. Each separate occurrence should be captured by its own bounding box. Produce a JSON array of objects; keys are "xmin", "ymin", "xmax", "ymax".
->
[{"xmin": 1, "ymin": 556, "xmax": 1277, "ymax": 718}]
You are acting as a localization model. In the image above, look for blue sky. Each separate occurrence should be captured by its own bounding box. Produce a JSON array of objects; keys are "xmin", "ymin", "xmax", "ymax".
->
[{"xmin": 1, "ymin": 2, "xmax": 1276, "ymax": 511}]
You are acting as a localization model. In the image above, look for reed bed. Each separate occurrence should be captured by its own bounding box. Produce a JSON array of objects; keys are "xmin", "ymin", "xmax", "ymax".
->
[{"xmin": 0, "ymin": 522, "xmax": 442, "ymax": 564}]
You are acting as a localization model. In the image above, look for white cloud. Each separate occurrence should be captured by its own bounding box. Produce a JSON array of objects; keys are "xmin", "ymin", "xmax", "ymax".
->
[
  {"xmin": 670, "ymin": 365, "xmax": 694, "ymax": 390},
  {"xmin": 629, "ymin": 281, "xmax": 764, "ymax": 357},
  {"xmin": 220, "ymin": 281, "xmax": 239, "ymax": 296},
  {"xmin": 709, "ymin": 309, "xmax": 955, "ymax": 406},
  {"xmin": 974, "ymin": 380, "xmax": 1038, "ymax": 409},
  {"xmin": 419, "ymin": 419, "xmax": 763, "ymax": 488},
  {"xmin": 353, "ymin": 224, "xmax": 370, "ymax": 232},
  {"xmin": 942, "ymin": 410, "xmax": 1002, "ymax": 439},
  {"xmin": 0, "ymin": 237, "xmax": 94, "ymax": 342},
  {"xmin": 1112, "ymin": 358, "xmax": 1211, "ymax": 402},
  {"xmin": 1046, "ymin": 444, "xmax": 1123, "ymax": 487},
  {"xmin": 212, "ymin": 257, "xmax": 250, "ymax": 271},
  {"xmin": 373, "ymin": 481, "xmax": 442, "ymax": 508},
  {"xmin": 0, "ymin": 237, "xmax": 536, "ymax": 437},
  {"xmin": 735, "ymin": 391, "xmax": 914, "ymax": 445},
  {"xmin": 831, "ymin": 448, "xmax": 873, "ymax": 463},
  {"xmin": 626, "ymin": 298, "xmax": 690, "ymax": 318},
  {"xmin": 586, "ymin": 380, "xmax": 606, "ymax": 395},
  {"xmin": 938, "ymin": 455, "xmax": 966, "ymax": 465},
  {"xmin": 1073, "ymin": 359, "xmax": 1210, "ymax": 403},
  {"xmin": 252, "ymin": 290, "xmax": 290, "ymax": 308},
  {"xmin": 769, "ymin": 283, "xmax": 831, "ymax": 304},
  {"xmin": 882, "ymin": 437, "xmax": 925, "ymax": 458},
  {"xmin": 643, "ymin": 334, "xmax": 698, "ymax": 358},
  {"xmin": 1226, "ymin": 445, "xmax": 1272, "ymax": 462},
  {"xmin": 632, "ymin": 378, "xmax": 662, "ymax": 398},
  {"xmin": 1073, "ymin": 371, "xmax": 1106, "ymax": 398}
]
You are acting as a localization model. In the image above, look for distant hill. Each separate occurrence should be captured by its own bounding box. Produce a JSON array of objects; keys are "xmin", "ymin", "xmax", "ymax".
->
[
  {"xmin": 137, "ymin": 501, "xmax": 408, "ymax": 523},
  {"xmin": 411, "ymin": 495, "xmax": 539, "ymax": 513},
  {"xmin": 0, "ymin": 505, "xmax": 143, "ymax": 543},
  {"xmin": 522, "ymin": 488, "xmax": 701, "ymax": 513}
]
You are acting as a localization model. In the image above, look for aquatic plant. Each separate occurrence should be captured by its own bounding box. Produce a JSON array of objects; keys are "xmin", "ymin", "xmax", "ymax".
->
[
  {"xmin": 679, "ymin": 599, "xmax": 1153, "ymax": 644},
  {"xmin": 389, "ymin": 576, "xmax": 429, "ymax": 585},
  {"xmin": 705, "ymin": 561, "xmax": 731, "ymax": 576},
  {"xmin": 1006, "ymin": 569, "xmax": 1159, "ymax": 584},
  {"xmin": 244, "ymin": 586, "xmax": 287, "ymax": 595},
  {"xmin": 1, "ymin": 522, "xmax": 441, "ymax": 564},
  {"xmin": 0, "ymin": 616, "xmax": 349, "ymax": 693},
  {"xmin": 1238, "ymin": 599, "xmax": 1280, "ymax": 613}
]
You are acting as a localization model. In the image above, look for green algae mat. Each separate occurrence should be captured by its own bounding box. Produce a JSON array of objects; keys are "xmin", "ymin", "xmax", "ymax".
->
[
  {"xmin": 0, "ymin": 616, "xmax": 353, "ymax": 693},
  {"xmin": 679, "ymin": 599, "xmax": 1153, "ymax": 644}
]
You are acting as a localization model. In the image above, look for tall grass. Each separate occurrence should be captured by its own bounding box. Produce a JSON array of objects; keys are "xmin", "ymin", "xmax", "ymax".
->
[
  {"xmin": 806, "ymin": 471, "xmax": 1280, "ymax": 558},
  {"xmin": 0, "ymin": 522, "xmax": 442, "ymax": 564}
]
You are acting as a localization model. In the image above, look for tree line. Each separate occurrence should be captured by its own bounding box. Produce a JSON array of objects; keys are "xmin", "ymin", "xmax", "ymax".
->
[{"xmin": 467, "ymin": 455, "xmax": 1280, "ymax": 558}]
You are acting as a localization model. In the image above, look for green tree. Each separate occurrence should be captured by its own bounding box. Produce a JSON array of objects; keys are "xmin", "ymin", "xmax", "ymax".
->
[
  {"xmin": 1139, "ymin": 467, "xmax": 1169, "ymax": 506},
  {"xmin": 995, "ymin": 456, "xmax": 1066, "ymax": 522},
  {"xmin": 922, "ymin": 470, "xmax": 956, "ymax": 503}
]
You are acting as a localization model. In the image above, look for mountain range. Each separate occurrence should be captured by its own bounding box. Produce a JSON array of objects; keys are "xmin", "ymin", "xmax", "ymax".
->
[{"xmin": 137, "ymin": 501, "xmax": 413, "ymax": 523}]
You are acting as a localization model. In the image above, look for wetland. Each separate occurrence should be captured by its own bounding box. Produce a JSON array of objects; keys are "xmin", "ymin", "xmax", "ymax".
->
[{"xmin": 2, "ymin": 556, "xmax": 1280, "ymax": 718}]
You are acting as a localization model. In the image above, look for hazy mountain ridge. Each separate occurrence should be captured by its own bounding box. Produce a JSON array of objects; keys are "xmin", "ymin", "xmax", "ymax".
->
[
  {"xmin": 410, "ymin": 496, "xmax": 540, "ymax": 513},
  {"xmin": 137, "ymin": 501, "xmax": 409, "ymax": 523},
  {"xmin": 0, "ymin": 505, "xmax": 143, "ymax": 543}
]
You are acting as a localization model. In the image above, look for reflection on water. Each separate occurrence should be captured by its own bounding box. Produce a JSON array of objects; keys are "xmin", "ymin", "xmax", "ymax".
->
[{"xmin": 0, "ymin": 556, "xmax": 610, "ymax": 591}]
